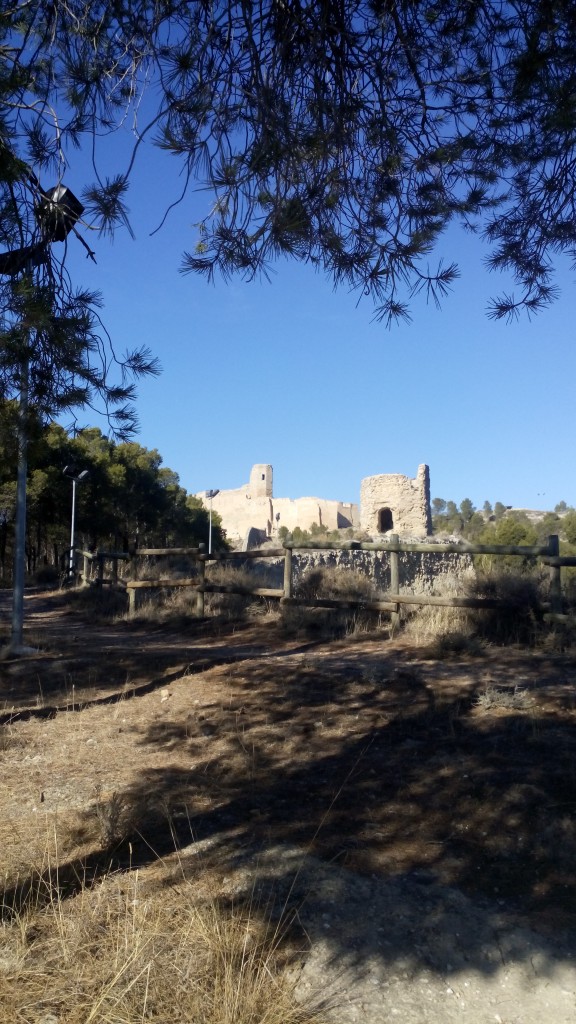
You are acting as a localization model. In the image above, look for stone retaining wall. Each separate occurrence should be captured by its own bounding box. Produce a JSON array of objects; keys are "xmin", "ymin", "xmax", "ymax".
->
[{"xmin": 237, "ymin": 544, "xmax": 474, "ymax": 597}]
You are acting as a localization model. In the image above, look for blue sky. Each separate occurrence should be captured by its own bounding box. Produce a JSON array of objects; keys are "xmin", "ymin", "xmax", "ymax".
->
[{"xmin": 60, "ymin": 131, "xmax": 575, "ymax": 513}]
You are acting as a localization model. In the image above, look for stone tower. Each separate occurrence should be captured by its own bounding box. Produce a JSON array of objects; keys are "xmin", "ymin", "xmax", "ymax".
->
[
  {"xmin": 360, "ymin": 464, "xmax": 432, "ymax": 536},
  {"xmin": 248, "ymin": 463, "xmax": 273, "ymax": 499}
]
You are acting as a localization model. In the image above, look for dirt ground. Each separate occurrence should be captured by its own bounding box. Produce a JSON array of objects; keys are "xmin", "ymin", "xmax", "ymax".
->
[{"xmin": 1, "ymin": 589, "xmax": 576, "ymax": 1023}]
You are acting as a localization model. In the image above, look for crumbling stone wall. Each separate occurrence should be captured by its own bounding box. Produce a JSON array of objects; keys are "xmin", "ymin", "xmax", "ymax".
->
[
  {"xmin": 292, "ymin": 548, "xmax": 473, "ymax": 595},
  {"xmin": 240, "ymin": 544, "xmax": 474, "ymax": 596},
  {"xmin": 360, "ymin": 464, "xmax": 432, "ymax": 537}
]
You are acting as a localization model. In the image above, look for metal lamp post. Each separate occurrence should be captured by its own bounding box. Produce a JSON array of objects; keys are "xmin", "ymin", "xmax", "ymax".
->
[
  {"xmin": 63, "ymin": 465, "xmax": 89, "ymax": 578},
  {"xmin": 206, "ymin": 489, "xmax": 220, "ymax": 555}
]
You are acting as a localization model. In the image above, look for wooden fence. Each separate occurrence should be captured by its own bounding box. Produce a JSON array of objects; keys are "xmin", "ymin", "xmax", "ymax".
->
[{"xmin": 76, "ymin": 534, "xmax": 576, "ymax": 625}]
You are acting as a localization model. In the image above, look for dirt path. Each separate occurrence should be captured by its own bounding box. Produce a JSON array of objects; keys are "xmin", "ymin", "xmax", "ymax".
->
[
  {"xmin": 260, "ymin": 844, "xmax": 576, "ymax": 1024},
  {"xmin": 1, "ymin": 590, "xmax": 575, "ymax": 1024}
]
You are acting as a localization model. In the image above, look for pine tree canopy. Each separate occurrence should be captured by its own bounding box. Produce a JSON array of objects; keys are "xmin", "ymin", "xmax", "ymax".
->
[{"xmin": 2, "ymin": 1, "xmax": 576, "ymax": 325}]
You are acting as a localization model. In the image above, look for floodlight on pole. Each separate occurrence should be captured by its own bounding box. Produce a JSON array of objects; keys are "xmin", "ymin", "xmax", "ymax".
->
[
  {"xmin": 63, "ymin": 465, "xmax": 89, "ymax": 578},
  {"xmin": 206, "ymin": 489, "xmax": 220, "ymax": 555}
]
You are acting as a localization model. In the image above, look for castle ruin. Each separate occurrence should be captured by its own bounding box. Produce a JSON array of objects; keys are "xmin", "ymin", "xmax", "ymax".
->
[
  {"xmin": 360, "ymin": 464, "xmax": 432, "ymax": 537},
  {"xmin": 196, "ymin": 464, "xmax": 431, "ymax": 547}
]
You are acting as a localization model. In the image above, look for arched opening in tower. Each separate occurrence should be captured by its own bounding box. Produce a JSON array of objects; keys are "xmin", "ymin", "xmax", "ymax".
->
[{"xmin": 377, "ymin": 507, "xmax": 394, "ymax": 532}]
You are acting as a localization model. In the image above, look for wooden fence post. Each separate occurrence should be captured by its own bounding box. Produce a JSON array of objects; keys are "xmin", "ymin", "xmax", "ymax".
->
[
  {"xmin": 548, "ymin": 534, "xmax": 562, "ymax": 614},
  {"xmin": 128, "ymin": 586, "xmax": 137, "ymax": 618},
  {"xmin": 195, "ymin": 558, "xmax": 205, "ymax": 618},
  {"xmin": 82, "ymin": 553, "xmax": 90, "ymax": 587},
  {"xmin": 389, "ymin": 534, "xmax": 400, "ymax": 631},
  {"xmin": 283, "ymin": 545, "xmax": 293, "ymax": 599}
]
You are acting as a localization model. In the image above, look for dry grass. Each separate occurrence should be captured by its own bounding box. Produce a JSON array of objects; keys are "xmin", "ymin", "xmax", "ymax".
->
[
  {"xmin": 2, "ymin": 587, "xmax": 576, "ymax": 1024},
  {"xmin": 295, "ymin": 566, "xmax": 377, "ymax": 604},
  {"xmin": 129, "ymin": 554, "xmax": 198, "ymax": 582},
  {"xmin": 124, "ymin": 565, "xmax": 280, "ymax": 626},
  {"xmin": 204, "ymin": 564, "xmax": 267, "ymax": 621},
  {"xmin": 45, "ymin": 584, "xmax": 129, "ymax": 622},
  {"xmin": 474, "ymin": 684, "xmax": 535, "ymax": 712},
  {"xmin": 540, "ymin": 621, "xmax": 576, "ymax": 653},
  {"xmin": 402, "ymin": 569, "xmax": 557, "ymax": 654},
  {"xmin": 0, "ymin": 840, "xmax": 322, "ymax": 1024},
  {"xmin": 125, "ymin": 585, "xmax": 200, "ymax": 625},
  {"xmin": 282, "ymin": 566, "xmax": 384, "ymax": 639},
  {"xmin": 402, "ymin": 603, "xmax": 475, "ymax": 646},
  {"xmin": 468, "ymin": 569, "xmax": 546, "ymax": 646},
  {"xmin": 400, "ymin": 574, "xmax": 480, "ymax": 656}
]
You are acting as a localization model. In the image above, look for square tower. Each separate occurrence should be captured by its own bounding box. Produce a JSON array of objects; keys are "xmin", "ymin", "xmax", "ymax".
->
[{"xmin": 248, "ymin": 463, "xmax": 273, "ymax": 499}]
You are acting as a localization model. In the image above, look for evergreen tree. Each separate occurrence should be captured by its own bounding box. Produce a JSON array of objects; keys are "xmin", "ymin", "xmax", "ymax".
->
[
  {"xmin": 0, "ymin": 5, "xmax": 160, "ymax": 433},
  {"xmin": 3, "ymin": 2, "xmax": 576, "ymax": 323},
  {"xmin": 0, "ymin": 413, "xmax": 227, "ymax": 580},
  {"xmin": 460, "ymin": 498, "xmax": 475, "ymax": 522}
]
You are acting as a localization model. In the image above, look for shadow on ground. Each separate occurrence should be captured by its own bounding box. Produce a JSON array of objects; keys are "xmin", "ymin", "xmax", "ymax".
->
[
  {"xmin": 0, "ymin": 589, "xmax": 321, "ymax": 714},
  {"xmin": 3, "ymin": 638, "xmax": 576, "ymax": 986}
]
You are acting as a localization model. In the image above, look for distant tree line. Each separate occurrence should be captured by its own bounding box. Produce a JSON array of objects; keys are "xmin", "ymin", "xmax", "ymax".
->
[
  {"xmin": 0, "ymin": 406, "xmax": 226, "ymax": 582},
  {"xmin": 278, "ymin": 502, "xmax": 576, "ymax": 553},
  {"xmin": 431, "ymin": 496, "xmax": 576, "ymax": 550}
]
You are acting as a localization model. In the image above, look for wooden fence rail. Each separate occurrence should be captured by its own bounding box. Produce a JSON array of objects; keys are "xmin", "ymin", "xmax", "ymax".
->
[{"xmin": 74, "ymin": 534, "xmax": 575, "ymax": 625}]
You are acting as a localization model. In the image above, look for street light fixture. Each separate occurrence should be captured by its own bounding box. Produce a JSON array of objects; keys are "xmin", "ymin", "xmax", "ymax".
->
[
  {"xmin": 63, "ymin": 464, "xmax": 89, "ymax": 578},
  {"xmin": 206, "ymin": 489, "xmax": 220, "ymax": 555}
]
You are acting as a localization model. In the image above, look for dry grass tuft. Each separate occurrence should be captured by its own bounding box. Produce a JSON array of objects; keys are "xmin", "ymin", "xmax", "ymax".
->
[
  {"xmin": 401, "ymin": 578, "xmax": 481, "ymax": 657},
  {"xmin": 539, "ymin": 620, "xmax": 576, "ymax": 653},
  {"xmin": 426, "ymin": 630, "xmax": 485, "ymax": 659},
  {"xmin": 295, "ymin": 566, "xmax": 377, "ymax": 604},
  {"xmin": 402, "ymin": 569, "xmax": 553, "ymax": 652},
  {"xmin": 125, "ymin": 585, "xmax": 200, "ymax": 625},
  {"xmin": 467, "ymin": 569, "xmax": 546, "ymax": 646},
  {"xmin": 282, "ymin": 566, "xmax": 384, "ymax": 639},
  {"xmin": 204, "ymin": 564, "xmax": 260, "ymax": 621},
  {"xmin": 56, "ymin": 584, "xmax": 129, "ymax": 621},
  {"xmin": 402, "ymin": 603, "xmax": 474, "ymax": 645},
  {"xmin": 474, "ymin": 685, "xmax": 535, "ymax": 712},
  {"xmin": 0, "ymin": 859, "xmax": 322, "ymax": 1024}
]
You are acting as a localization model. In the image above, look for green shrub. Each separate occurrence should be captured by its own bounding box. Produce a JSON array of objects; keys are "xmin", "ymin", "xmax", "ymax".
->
[
  {"xmin": 563, "ymin": 510, "xmax": 576, "ymax": 545},
  {"xmin": 475, "ymin": 515, "xmax": 539, "ymax": 573}
]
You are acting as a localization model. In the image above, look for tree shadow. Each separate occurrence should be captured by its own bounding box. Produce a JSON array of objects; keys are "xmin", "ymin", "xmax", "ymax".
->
[
  {"xmin": 0, "ymin": 590, "xmax": 325, "ymax": 715},
  {"xmin": 3, "ymin": 641, "xmax": 576, "ymax": 988}
]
